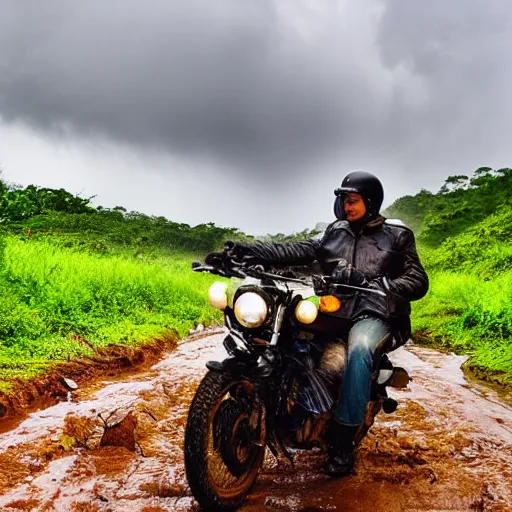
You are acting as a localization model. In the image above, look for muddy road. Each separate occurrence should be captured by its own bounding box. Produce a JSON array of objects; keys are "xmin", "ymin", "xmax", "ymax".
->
[{"xmin": 0, "ymin": 331, "xmax": 511, "ymax": 512}]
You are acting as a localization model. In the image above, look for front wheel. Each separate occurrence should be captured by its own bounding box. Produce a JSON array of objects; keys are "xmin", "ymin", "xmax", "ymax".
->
[{"xmin": 184, "ymin": 370, "xmax": 265, "ymax": 511}]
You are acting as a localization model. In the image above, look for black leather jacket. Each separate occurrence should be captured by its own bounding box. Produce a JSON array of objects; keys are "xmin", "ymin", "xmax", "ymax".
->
[{"xmin": 239, "ymin": 217, "xmax": 428, "ymax": 330}]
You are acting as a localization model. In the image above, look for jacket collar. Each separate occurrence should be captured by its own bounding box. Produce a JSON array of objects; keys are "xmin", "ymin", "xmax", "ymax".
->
[
  {"xmin": 362, "ymin": 215, "xmax": 386, "ymax": 232},
  {"xmin": 349, "ymin": 215, "xmax": 385, "ymax": 235},
  {"xmin": 331, "ymin": 215, "xmax": 385, "ymax": 237}
]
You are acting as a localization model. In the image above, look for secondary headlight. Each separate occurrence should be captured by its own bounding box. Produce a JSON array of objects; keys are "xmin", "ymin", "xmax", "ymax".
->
[
  {"xmin": 208, "ymin": 281, "xmax": 228, "ymax": 310},
  {"xmin": 234, "ymin": 292, "xmax": 268, "ymax": 328},
  {"xmin": 295, "ymin": 299, "xmax": 319, "ymax": 324}
]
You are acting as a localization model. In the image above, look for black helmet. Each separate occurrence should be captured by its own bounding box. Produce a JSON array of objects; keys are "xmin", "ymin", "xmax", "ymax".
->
[{"xmin": 333, "ymin": 171, "xmax": 384, "ymax": 220}]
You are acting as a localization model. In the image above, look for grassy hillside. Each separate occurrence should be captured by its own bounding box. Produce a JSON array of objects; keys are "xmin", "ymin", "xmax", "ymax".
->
[
  {"xmin": 0, "ymin": 237, "xmax": 225, "ymax": 384},
  {"xmin": 0, "ymin": 180, "xmax": 320, "ymax": 392},
  {"xmin": 0, "ymin": 183, "xmax": 250, "ymax": 390},
  {"xmin": 1, "ymin": 169, "xmax": 511, "ymax": 392},
  {"xmin": 384, "ymin": 167, "xmax": 512, "ymax": 385}
]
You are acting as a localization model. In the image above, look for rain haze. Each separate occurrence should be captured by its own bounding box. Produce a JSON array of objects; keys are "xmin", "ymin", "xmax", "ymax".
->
[{"xmin": 1, "ymin": 0, "xmax": 511, "ymax": 235}]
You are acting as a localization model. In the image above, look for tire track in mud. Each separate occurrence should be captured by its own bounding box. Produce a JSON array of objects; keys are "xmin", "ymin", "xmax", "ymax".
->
[{"xmin": 0, "ymin": 332, "xmax": 511, "ymax": 511}]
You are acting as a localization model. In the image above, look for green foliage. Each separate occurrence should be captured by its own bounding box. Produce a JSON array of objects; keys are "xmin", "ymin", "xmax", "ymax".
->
[
  {"xmin": 1, "ymin": 169, "xmax": 511, "ymax": 388},
  {"xmin": 0, "ymin": 236, "xmax": 224, "ymax": 386},
  {"xmin": 412, "ymin": 271, "xmax": 512, "ymax": 381},
  {"xmin": 22, "ymin": 211, "xmax": 247, "ymax": 255},
  {"xmin": 0, "ymin": 184, "xmax": 95, "ymax": 221},
  {"xmin": 387, "ymin": 167, "xmax": 512, "ymax": 381},
  {"xmin": 259, "ymin": 227, "xmax": 322, "ymax": 243},
  {"xmin": 443, "ymin": 174, "xmax": 469, "ymax": 191},
  {"xmin": 420, "ymin": 208, "xmax": 512, "ymax": 277},
  {"xmin": 0, "ymin": 178, "xmax": 251, "ymax": 255},
  {"xmin": 384, "ymin": 167, "xmax": 512, "ymax": 246},
  {"xmin": 383, "ymin": 189, "xmax": 433, "ymax": 233},
  {"xmin": 0, "ymin": 177, "xmax": 253, "ymax": 387}
]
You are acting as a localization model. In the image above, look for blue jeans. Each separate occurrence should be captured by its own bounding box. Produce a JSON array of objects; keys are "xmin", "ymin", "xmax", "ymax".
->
[{"xmin": 332, "ymin": 316, "xmax": 390, "ymax": 426}]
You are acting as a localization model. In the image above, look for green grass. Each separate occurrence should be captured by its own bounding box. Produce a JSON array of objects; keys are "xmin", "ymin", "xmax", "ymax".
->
[
  {"xmin": 384, "ymin": 170, "xmax": 512, "ymax": 385},
  {"xmin": 0, "ymin": 236, "xmax": 224, "ymax": 389},
  {"xmin": 1, "ymin": 169, "xmax": 511, "ymax": 392},
  {"xmin": 411, "ymin": 259, "xmax": 512, "ymax": 383}
]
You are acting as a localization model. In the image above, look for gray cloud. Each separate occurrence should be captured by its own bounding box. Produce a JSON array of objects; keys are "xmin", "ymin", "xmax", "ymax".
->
[
  {"xmin": 0, "ymin": 0, "xmax": 428, "ymax": 173},
  {"xmin": 377, "ymin": 1, "xmax": 512, "ymax": 169},
  {"xmin": 1, "ymin": 0, "xmax": 512, "ymax": 233}
]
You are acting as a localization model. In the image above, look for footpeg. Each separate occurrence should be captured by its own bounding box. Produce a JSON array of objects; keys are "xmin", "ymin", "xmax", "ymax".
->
[
  {"xmin": 206, "ymin": 358, "xmax": 258, "ymax": 373},
  {"xmin": 382, "ymin": 398, "xmax": 398, "ymax": 414},
  {"xmin": 206, "ymin": 360, "xmax": 225, "ymax": 372}
]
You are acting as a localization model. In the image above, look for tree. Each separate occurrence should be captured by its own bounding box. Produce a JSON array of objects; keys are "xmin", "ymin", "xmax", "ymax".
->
[
  {"xmin": 470, "ymin": 167, "xmax": 494, "ymax": 188},
  {"xmin": 495, "ymin": 168, "xmax": 512, "ymax": 178},
  {"xmin": 0, "ymin": 167, "xmax": 7, "ymax": 196},
  {"xmin": 444, "ymin": 175, "xmax": 469, "ymax": 191},
  {"xmin": 473, "ymin": 166, "xmax": 493, "ymax": 176}
]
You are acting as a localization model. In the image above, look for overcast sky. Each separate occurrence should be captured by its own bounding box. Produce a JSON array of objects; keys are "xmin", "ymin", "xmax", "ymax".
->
[{"xmin": 1, "ymin": 0, "xmax": 511, "ymax": 235}]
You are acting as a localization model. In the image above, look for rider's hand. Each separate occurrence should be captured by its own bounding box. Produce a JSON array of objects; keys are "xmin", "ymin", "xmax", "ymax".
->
[
  {"xmin": 224, "ymin": 241, "xmax": 259, "ymax": 265},
  {"xmin": 331, "ymin": 260, "xmax": 369, "ymax": 288},
  {"xmin": 205, "ymin": 241, "xmax": 258, "ymax": 268},
  {"xmin": 204, "ymin": 251, "xmax": 225, "ymax": 266},
  {"xmin": 312, "ymin": 275, "xmax": 330, "ymax": 295}
]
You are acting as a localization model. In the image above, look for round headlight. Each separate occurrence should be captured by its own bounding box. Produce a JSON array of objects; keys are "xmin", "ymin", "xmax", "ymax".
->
[
  {"xmin": 208, "ymin": 281, "xmax": 228, "ymax": 310},
  {"xmin": 295, "ymin": 299, "xmax": 319, "ymax": 324},
  {"xmin": 234, "ymin": 292, "xmax": 268, "ymax": 328}
]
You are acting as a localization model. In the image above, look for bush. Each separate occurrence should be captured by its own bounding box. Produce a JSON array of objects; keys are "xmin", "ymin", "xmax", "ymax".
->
[{"xmin": 0, "ymin": 237, "xmax": 224, "ymax": 375}]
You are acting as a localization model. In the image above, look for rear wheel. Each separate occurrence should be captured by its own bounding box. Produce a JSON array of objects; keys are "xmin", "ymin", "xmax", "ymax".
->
[{"xmin": 184, "ymin": 371, "xmax": 265, "ymax": 511}]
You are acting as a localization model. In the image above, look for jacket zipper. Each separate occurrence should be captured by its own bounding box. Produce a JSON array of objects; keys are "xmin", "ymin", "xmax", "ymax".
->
[{"xmin": 351, "ymin": 232, "xmax": 361, "ymax": 267}]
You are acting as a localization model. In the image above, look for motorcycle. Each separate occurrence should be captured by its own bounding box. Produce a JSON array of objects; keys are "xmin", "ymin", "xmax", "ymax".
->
[{"xmin": 184, "ymin": 252, "xmax": 410, "ymax": 511}]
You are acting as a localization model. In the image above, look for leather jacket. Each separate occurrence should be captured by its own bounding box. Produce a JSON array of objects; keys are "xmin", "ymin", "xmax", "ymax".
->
[{"xmin": 238, "ymin": 217, "xmax": 429, "ymax": 331}]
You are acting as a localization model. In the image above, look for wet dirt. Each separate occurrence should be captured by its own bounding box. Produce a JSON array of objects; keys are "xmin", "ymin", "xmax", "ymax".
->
[
  {"xmin": 0, "ymin": 334, "xmax": 511, "ymax": 511},
  {"xmin": 0, "ymin": 331, "xmax": 182, "ymax": 432}
]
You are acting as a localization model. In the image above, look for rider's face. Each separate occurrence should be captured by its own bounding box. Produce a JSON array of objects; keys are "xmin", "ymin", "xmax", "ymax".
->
[{"xmin": 343, "ymin": 193, "xmax": 366, "ymax": 222}]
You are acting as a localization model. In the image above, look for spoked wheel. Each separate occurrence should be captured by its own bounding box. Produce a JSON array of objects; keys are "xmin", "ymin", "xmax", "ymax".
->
[{"xmin": 185, "ymin": 371, "xmax": 265, "ymax": 511}]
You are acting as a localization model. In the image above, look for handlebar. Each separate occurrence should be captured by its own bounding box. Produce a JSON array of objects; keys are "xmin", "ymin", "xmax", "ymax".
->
[
  {"xmin": 191, "ymin": 261, "xmax": 387, "ymax": 297},
  {"xmin": 192, "ymin": 261, "xmax": 307, "ymax": 283}
]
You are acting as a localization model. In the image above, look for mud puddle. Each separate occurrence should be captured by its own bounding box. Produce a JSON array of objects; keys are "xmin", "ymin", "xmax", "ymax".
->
[
  {"xmin": 0, "ymin": 332, "xmax": 186, "ymax": 432},
  {"xmin": 0, "ymin": 335, "xmax": 510, "ymax": 511}
]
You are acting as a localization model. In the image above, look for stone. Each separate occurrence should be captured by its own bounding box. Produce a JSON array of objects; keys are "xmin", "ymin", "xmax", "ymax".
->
[
  {"xmin": 100, "ymin": 412, "xmax": 137, "ymax": 451},
  {"xmin": 61, "ymin": 378, "xmax": 79, "ymax": 391}
]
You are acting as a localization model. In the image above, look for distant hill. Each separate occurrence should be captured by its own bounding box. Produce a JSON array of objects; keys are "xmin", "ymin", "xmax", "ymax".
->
[
  {"xmin": 384, "ymin": 167, "xmax": 512, "ymax": 385},
  {"xmin": 0, "ymin": 178, "xmax": 251, "ymax": 255},
  {"xmin": 383, "ymin": 167, "xmax": 512, "ymax": 248},
  {"xmin": 0, "ymin": 168, "xmax": 511, "ymax": 384}
]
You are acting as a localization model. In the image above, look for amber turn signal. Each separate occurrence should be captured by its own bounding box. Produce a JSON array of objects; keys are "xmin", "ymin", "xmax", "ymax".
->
[{"xmin": 319, "ymin": 295, "xmax": 342, "ymax": 313}]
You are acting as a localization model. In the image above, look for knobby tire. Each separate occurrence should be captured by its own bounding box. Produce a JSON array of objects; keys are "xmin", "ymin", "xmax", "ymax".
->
[{"xmin": 184, "ymin": 370, "xmax": 265, "ymax": 511}]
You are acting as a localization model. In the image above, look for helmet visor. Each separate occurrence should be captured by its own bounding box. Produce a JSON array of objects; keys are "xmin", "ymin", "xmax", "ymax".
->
[{"xmin": 334, "ymin": 186, "xmax": 361, "ymax": 196}]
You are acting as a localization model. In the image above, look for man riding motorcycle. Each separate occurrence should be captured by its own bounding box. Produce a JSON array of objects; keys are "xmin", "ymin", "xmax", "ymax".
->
[{"xmin": 212, "ymin": 171, "xmax": 429, "ymax": 477}]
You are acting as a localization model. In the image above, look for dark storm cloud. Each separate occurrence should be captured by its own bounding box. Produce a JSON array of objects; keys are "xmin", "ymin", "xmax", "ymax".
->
[
  {"xmin": 0, "ymin": 0, "xmax": 400, "ymax": 172},
  {"xmin": 376, "ymin": 0, "xmax": 512, "ymax": 171},
  {"xmin": 1, "ymin": 0, "xmax": 511, "ymax": 178}
]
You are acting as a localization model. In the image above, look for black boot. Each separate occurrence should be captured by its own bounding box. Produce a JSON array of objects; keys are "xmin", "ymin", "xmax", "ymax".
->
[{"xmin": 322, "ymin": 421, "xmax": 358, "ymax": 477}]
